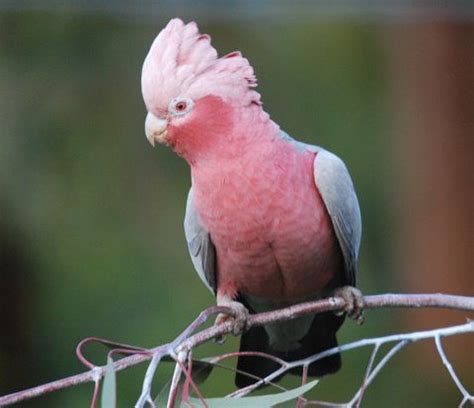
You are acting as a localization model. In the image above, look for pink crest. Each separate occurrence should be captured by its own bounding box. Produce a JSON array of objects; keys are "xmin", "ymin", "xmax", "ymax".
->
[{"xmin": 141, "ymin": 18, "xmax": 261, "ymax": 113}]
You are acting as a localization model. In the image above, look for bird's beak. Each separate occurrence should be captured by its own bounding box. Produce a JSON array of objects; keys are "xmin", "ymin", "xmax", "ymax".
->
[{"xmin": 145, "ymin": 112, "xmax": 168, "ymax": 147}]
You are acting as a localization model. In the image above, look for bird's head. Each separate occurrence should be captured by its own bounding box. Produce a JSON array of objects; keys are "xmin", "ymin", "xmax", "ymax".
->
[{"xmin": 141, "ymin": 18, "xmax": 262, "ymax": 162}]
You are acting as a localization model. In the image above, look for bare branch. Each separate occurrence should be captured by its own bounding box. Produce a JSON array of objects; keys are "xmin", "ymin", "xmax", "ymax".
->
[
  {"xmin": 348, "ymin": 340, "xmax": 410, "ymax": 407},
  {"xmin": 0, "ymin": 293, "xmax": 472, "ymax": 406},
  {"xmin": 230, "ymin": 322, "xmax": 473, "ymax": 399},
  {"xmin": 354, "ymin": 342, "xmax": 381, "ymax": 408},
  {"xmin": 135, "ymin": 352, "xmax": 161, "ymax": 408},
  {"xmin": 166, "ymin": 358, "xmax": 183, "ymax": 408},
  {"xmin": 435, "ymin": 335, "xmax": 474, "ymax": 406},
  {"xmin": 177, "ymin": 293, "xmax": 474, "ymax": 355}
]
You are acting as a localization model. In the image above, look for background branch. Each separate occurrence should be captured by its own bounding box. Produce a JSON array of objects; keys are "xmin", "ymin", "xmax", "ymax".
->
[{"xmin": 0, "ymin": 293, "xmax": 472, "ymax": 407}]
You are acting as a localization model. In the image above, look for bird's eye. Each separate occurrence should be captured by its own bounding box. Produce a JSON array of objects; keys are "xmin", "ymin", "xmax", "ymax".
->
[
  {"xmin": 176, "ymin": 101, "xmax": 187, "ymax": 112},
  {"xmin": 169, "ymin": 97, "xmax": 194, "ymax": 117}
]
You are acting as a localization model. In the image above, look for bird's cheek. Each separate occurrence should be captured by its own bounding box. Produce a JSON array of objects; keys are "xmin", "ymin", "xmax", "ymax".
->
[
  {"xmin": 164, "ymin": 124, "xmax": 179, "ymax": 147},
  {"xmin": 168, "ymin": 115, "xmax": 194, "ymax": 138}
]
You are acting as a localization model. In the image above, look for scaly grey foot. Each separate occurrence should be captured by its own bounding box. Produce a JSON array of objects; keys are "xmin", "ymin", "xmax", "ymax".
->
[
  {"xmin": 334, "ymin": 286, "xmax": 365, "ymax": 325},
  {"xmin": 215, "ymin": 296, "xmax": 249, "ymax": 337}
]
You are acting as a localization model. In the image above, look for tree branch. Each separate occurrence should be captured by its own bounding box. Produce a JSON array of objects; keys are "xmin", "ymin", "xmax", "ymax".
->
[
  {"xmin": 0, "ymin": 293, "xmax": 472, "ymax": 406},
  {"xmin": 435, "ymin": 335, "xmax": 474, "ymax": 405}
]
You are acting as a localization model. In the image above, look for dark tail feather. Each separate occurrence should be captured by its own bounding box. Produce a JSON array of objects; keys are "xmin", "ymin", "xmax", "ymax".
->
[
  {"xmin": 235, "ymin": 312, "xmax": 344, "ymax": 388},
  {"xmin": 235, "ymin": 324, "xmax": 281, "ymax": 388}
]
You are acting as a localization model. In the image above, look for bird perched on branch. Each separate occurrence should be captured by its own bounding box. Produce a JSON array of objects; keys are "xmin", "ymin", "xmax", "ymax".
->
[{"xmin": 141, "ymin": 18, "xmax": 363, "ymax": 388}]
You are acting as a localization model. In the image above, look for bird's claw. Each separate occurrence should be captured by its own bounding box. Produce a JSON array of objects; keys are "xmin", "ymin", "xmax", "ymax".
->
[
  {"xmin": 214, "ymin": 300, "xmax": 249, "ymax": 337},
  {"xmin": 334, "ymin": 286, "xmax": 365, "ymax": 325}
]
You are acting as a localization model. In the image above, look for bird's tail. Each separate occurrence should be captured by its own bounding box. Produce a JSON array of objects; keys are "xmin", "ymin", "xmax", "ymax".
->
[{"xmin": 235, "ymin": 311, "xmax": 344, "ymax": 388}]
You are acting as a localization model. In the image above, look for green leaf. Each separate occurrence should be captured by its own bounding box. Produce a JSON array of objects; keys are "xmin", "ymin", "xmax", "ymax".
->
[
  {"xmin": 187, "ymin": 359, "xmax": 214, "ymax": 384},
  {"xmin": 154, "ymin": 379, "xmax": 183, "ymax": 407},
  {"xmin": 154, "ymin": 379, "xmax": 171, "ymax": 406},
  {"xmin": 101, "ymin": 356, "xmax": 116, "ymax": 408},
  {"xmin": 154, "ymin": 383, "xmax": 168, "ymax": 406},
  {"xmin": 153, "ymin": 358, "xmax": 213, "ymax": 404},
  {"xmin": 186, "ymin": 379, "xmax": 318, "ymax": 408},
  {"xmin": 159, "ymin": 356, "xmax": 214, "ymax": 385}
]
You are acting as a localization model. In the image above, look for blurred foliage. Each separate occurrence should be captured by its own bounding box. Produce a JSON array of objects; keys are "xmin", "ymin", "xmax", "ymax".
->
[{"xmin": 0, "ymin": 9, "xmax": 463, "ymax": 408}]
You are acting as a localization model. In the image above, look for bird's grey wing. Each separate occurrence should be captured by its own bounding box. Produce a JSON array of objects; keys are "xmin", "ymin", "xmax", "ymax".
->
[
  {"xmin": 313, "ymin": 150, "xmax": 362, "ymax": 285},
  {"xmin": 184, "ymin": 188, "xmax": 216, "ymax": 294}
]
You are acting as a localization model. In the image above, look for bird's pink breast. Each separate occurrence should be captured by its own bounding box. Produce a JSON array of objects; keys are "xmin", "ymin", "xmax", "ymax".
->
[{"xmin": 192, "ymin": 135, "xmax": 342, "ymax": 301}]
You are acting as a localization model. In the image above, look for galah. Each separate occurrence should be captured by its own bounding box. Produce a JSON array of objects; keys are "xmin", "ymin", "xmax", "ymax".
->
[{"xmin": 141, "ymin": 19, "xmax": 363, "ymax": 387}]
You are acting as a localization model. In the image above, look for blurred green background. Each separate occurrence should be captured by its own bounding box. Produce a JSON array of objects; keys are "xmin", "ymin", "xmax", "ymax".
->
[{"xmin": 0, "ymin": 2, "xmax": 472, "ymax": 407}]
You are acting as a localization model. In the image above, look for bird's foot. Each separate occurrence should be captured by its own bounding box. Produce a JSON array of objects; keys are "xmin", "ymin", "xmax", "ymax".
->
[
  {"xmin": 215, "ymin": 298, "xmax": 249, "ymax": 337},
  {"xmin": 333, "ymin": 286, "xmax": 365, "ymax": 325}
]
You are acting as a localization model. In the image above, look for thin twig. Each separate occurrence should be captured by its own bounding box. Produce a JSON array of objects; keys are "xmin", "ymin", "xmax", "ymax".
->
[
  {"xmin": 135, "ymin": 352, "xmax": 161, "ymax": 408},
  {"xmin": 435, "ymin": 335, "xmax": 473, "ymax": 406},
  {"xmin": 348, "ymin": 340, "xmax": 410, "ymax": 406},
  {"xmin": 231, "ymin": 322, "xmax": 473, "ymax": 399},
  {"xmin": 167, "ymin": 358, "xmax": 183, "ymax": 408},
  {"xmin": 134, "ymin": 306, "xmax": 228, "ymax": 408},
  {"xmin": 89, "ymin": 368, "xmax": 102, "ymax": 408},
  {"xmin": 0, "ymin": 293, "xmax": 473, "ymax": 406},
  {"xmin": 354, "ymin": 343, "xmax": 380, "ymax": 408},
  {"xmin": 296, "ymin": 364, "xmax": 309, "ymax": 408},
  {"xmin": 76, "ymin": 337, "xmax": 148, "ymax": 370},
  {"xmin": 172, "ymin": 354, "xmax": 208, "ymax": 408}
]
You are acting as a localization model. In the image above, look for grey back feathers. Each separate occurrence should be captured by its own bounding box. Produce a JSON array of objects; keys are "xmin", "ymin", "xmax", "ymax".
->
[{"xmin": 184, "ymin": 188, "xmax": 216, "ymax": 293}]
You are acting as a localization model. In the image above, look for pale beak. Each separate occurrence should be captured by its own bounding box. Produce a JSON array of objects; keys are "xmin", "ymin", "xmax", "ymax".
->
[{"xmin": 145, "ymin": 112, "xmax": 168, "ymax": 147}]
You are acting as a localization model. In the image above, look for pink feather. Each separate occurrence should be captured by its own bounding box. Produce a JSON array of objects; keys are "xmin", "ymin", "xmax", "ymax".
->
[
  {"xmin": 141, "ymin": 18, "xmax": 355, "ymax": 386},
  {"xmin": 141, "ymin": 18, "xmax": 260, "ymax": 115}
]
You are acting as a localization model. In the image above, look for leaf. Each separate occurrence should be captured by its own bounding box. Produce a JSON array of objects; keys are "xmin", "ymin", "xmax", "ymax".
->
[
  {"xmin": 154, "ymin": 379, "xmax": 182, "ymax": 407},
  {"xmin": 187, "ymin": 359, "xmax": 214, "ymax": 384},
  {"xmin": 154, "ymin": 379, "xmax": 171, "ymax": 406},
  {"xmin": 186, "ymin": 379, "xmax": 318, "ymax": 408},
  {"xmin": 101, "ymin": 356, "xmax": 116, "ymax": 408},
  {"xmin": 154, "ymin": 358, "xmax": 213, "ymax": 405},
  {"xmin": 154, "ymin": 387, "xmax": 168, "ymax": 406},
  {"xmin": 159, "ymin": 356, "xmax": 214, "ymax": 384}
]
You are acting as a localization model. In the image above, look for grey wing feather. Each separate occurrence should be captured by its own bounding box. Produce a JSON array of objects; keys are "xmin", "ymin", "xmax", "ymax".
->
[
  {"xmin": 278, "ymin": 130, "xmax": 361, "ymax": 285},
  {"xmin": 184, "ymin": 188, "xmax": 217, "ymax": 294},
  {"xmin": 313, "ymin": 150, "xmax": 362, "ymax": 285}
]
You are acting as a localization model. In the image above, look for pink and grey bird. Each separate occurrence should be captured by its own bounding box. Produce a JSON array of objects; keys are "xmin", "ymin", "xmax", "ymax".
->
[{"xmin": 141, "ymin": 19, "xmax": 363, "ymax": 387}]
